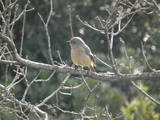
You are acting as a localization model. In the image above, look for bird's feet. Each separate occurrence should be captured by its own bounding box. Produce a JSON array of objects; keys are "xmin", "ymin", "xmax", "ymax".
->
[{"xmin": 72, "ymin": 64, "xmax": 83, "ymax": 71}]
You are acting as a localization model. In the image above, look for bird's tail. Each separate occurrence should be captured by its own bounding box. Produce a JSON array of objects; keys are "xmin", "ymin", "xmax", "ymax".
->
[{"xmin": 89, "ymin": 65, "xmax": 96, "ymax": 72}]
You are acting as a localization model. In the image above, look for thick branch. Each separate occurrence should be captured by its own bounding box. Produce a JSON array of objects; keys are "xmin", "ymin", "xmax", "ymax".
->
[{"xmin": 0, "ymin": 34, "xmax": 160, "ymax": 82}]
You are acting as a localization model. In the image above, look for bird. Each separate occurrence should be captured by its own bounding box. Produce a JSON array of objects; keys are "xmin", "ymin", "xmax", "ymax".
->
[{"xmin": 68, "ymin": 37, "xmax": 96, "ymax": 72}]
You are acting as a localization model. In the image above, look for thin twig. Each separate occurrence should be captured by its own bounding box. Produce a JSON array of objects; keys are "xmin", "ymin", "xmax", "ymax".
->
[
  {"xmin": 105, "ymin": 28, "xmax": 119, "ymax": 74},
  {"xmin": 76, "ymin": 15, "xmax": 105, "ymax": 34},
  {"xmin": 131, "ymin": 81, "xmax": 160, "ymax": 105},
  {"xmin": 37, "ymin": 74, "xmax": 71, "ymax": 107},
  {"xmin": 113, "ymin": 13, "xmax": 135, "ymax": 36},
  {"xmin": 19, "ymin": 0, "xmax": 28, "ymax": 56},
  {"xmin": 69, "ymin": 6, "xmax": 74, "ymax": 37},
  {"xmin": 94, "ymin": 55, "xmax": 112, "ymax": 69},
  {"xmin": 51, "ymin": 104, "xmax": 81, "ymax": 115},
  {"xmin": 105, "ymin": 105, "xmax": 113, "ymax": 120},
  {"xmin": 62, "ymin": 82, "xmax": 84, "ymax": 90},
  {"xmin": 81, "ymin": 75, "xmax": 91, "ymax": 92},
  {"xmin": 0, "ymin": 0, "xmax": 5, "ymax": 10},
  {"xmin": 151, "ymin": 0, "xmax": 160, "ymax": 11},
  {"xmin": 57, "ymin": 50, "xmax": 65, "ymax": 64},
  {"xmin": 141, "ymin": 42, "xmax": 156, "ymax": 72},
  {"xmin": 37, "ymin": 1, "xmax": 55, "ymax": 65}
]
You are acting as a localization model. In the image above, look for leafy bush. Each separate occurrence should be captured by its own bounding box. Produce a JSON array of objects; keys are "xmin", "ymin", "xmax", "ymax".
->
[{"xmin": 121, "ymin": 85, "xmax": 160, "ymax": 120}]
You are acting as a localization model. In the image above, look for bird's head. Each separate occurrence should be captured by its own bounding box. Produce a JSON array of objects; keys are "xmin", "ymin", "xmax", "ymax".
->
[{"xmin": 68, "ymin": 37, "xmax": 85, "ymax": 48}]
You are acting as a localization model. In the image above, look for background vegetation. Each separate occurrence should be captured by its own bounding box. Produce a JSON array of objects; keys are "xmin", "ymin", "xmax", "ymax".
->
[{"xmin": 0, "ymin": 0, "xmax": 160, "ymax": 119}]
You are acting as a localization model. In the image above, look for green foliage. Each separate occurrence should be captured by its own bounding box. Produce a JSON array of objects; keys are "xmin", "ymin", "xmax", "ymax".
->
[
  {"xmin": 71, "ymin": 79, "xmax": 126, "ymax": 118},
  {"xmin": 121, "ymin": 85, "xmax": 160, "ymax": 120},
  {"xmin": 0, "ymin": 112, "xmax": 16, "ymax": 120},
  {"xmin": 1, "ymin": 0, "xmax": 160, "ymax": 119}
]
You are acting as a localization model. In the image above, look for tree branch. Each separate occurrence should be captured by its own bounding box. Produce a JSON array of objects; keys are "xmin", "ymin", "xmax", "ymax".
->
[
  {"xmin": 131, "ymin": 81, "xmax": 160, "ymax": 105},
  {"xmin": 0, "ymin": 84, "xmax": 49, "ymax": 120},
  {"xmin": 1, "ymin": 33, "xmax": 160, "ymax": 83}
]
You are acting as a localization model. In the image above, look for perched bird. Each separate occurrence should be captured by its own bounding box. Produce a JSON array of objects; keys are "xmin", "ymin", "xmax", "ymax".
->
[{"xmin": 68, "ymin": 37, "xmax": 96, "ymax": 72}]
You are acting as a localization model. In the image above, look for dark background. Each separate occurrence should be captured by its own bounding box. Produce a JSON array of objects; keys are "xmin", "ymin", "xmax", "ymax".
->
[{"xmin": 0, "ymin": 0, "xmax": 160, "ymax": 119}]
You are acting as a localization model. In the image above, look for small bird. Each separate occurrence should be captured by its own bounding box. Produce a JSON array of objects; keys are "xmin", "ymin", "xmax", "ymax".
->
[{"xmin": 68, "ymin": 37, "xmax": 96, "ymax": 72}]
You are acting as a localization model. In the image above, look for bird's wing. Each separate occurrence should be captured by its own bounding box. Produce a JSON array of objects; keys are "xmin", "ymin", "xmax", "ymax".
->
[{"xmin": 83, "ymin": 44, "xmax": 96, "ymax": 66}]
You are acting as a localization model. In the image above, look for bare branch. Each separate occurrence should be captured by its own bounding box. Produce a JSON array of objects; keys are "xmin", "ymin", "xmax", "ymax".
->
[
  {"xmin": 94, "ymin": 55, "xmax": 112, "ymax": 69},
  {"xmin": 0, "ymin": 0, "xmax": 5, "ymax": 10},
  {"xmin": 37, "ymin": 74, "xmax": 71, "ymax": 107},
  {"xmin": 131, "ymin": 81, "xmax": 160, "ymax": 105},
  {"xmin": 1, "ymin": 33, "xmax": 160, "ymax": 83},
  {"xmin": 69, "ymin": 6, "xmax": 74, "ymax": 37},
  {"xmin": 81, "ymin": 75, "xmax": 91, "ymax": 92},
  {"xmin": 151, "ymin": 0, "xmax": 160, "ymax": 11},
  {"xmin": 57, "ymin": 50, "xmax": 65, "ymax": 65},
  {"xmin": 0, "ymin": 59, "xmax": 19, "ymax": 65},
  {"xmin": 62, "ymin": 82, "xmax": 84, "ymax": 90},
  {"xmin": 51, "ymin": 104, "xmax": 81, "ymax": 116},
  {"xmin": 105, "ymin": 28, "xmax": 119, "ymax": 74},
  {"xmin": 141, "ymin": 42, "xmax": 156, "ymax": 72},
  {"xmin": 9, "ymin": 2, "xmax": 31, "ymax": 26},
  {"xmin": 76, "ymin": 15, "xmax": 105, "ymax": 34},
  {"xmin": 0, "ymin": 84, "xmax": 49, "ymax": 120},
  {"xmin": 37, "ymin": 0, "xmax": 55, "ymax": 65},
  {"xmin": 113, "ymin": 13, "xmax": 135, "ymax": 36},
  {"xmin": 105, "ymin": 105, "xmax": 113, "ymax": 120},
  {"xmin": 19, "ymin": 0, "xmax": 28, "ymax": 56}
]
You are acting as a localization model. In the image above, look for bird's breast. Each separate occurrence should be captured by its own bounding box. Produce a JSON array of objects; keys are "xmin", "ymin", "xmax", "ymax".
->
[{"xmin": 71, "ymin": 47, "xmax": 93, "ymax": 67}]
